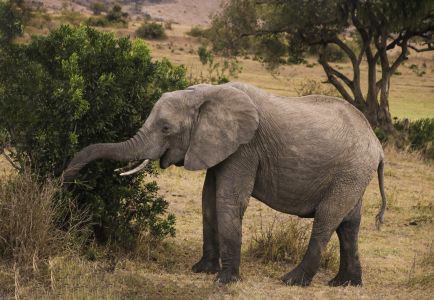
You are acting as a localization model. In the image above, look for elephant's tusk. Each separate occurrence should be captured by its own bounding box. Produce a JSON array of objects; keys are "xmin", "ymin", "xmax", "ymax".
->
[
  {"xmin": 119, "ymin": 159, "xmax": 150, "ymax": 176},
  {"xmin": 114, "ymin": 160, "xmax": 141, "ymax": 173}
]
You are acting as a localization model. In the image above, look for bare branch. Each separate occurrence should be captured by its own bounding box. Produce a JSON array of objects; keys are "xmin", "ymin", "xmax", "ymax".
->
[
  {"xmin": 318, "ymin": 55, "xmax": 353, "ymax": 88},
  {"xmin": 408, "ymin": 44, "xmax": 434, "ymax": 52},
  {"xmin": 350, "ymin": 3, "xmax": 373, "ymax": 63},
  {"xmin": 325, "ymin": 75, "xmax": 354, "ymax": 103},
  {"xmin": 331, "ymin": 37, "xmax": 358, "ymax": 63},
  {"xmin": 318, "ymin": 48, "xmax": 354, "ymax": 103}
]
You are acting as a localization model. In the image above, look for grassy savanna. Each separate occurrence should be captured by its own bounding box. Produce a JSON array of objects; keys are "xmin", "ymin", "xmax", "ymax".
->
[
  {"xmin": 1, "ymin": 148, "xmax": 432, "ymax": 299},
  {"xmin": 0, "ymin": 11, "xmax": 433, "ymax": 299}
]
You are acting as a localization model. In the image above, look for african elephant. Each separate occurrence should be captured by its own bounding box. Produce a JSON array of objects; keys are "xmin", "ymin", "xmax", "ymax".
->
[{"xmin": 63, "ymin": 82, "xmax": 386, "ymax": 287}]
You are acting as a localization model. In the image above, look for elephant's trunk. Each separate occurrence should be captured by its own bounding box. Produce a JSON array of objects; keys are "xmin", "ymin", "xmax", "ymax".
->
[{"xmin": 63, "ymin": 129, "xmax": 149, "ymax": 182}]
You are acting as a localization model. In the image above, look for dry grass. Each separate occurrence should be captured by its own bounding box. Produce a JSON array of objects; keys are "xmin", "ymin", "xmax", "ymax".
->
[
  {"xmin": 246, "ymin": 214, "xmax": 339, "ymax": 272},
  {"xmin": 0, "ymin": 169, "xmax": 88, "ymax": 298},
  {"xmin": 1, "ymin": 148, "xmax": 431, "ymax": 299}
]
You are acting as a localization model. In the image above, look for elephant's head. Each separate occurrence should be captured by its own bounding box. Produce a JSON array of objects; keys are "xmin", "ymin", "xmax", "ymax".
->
[{"xmin": 62, "ymin": 84, "xmax": 259, "ymax": 181}]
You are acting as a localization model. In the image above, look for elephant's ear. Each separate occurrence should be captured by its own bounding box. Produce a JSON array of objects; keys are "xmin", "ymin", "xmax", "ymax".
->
[{"xmin": 184, "ymin": 85, "xmax": 259, "ymax": 171}]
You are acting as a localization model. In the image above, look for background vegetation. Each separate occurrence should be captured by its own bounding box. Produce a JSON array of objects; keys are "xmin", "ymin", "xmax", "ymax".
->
[{"xmin": 0, "ymin": 0, "xmax": 432, "ymax": 298}]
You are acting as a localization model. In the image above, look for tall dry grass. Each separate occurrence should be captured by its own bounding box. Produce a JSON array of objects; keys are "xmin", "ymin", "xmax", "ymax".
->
[
  {"xmin": 0, "ymin": 170, "xmax": 88, "ymax": 276},
  {"xmin": 247, "ymin": 214, "xmax": 339, "ymax": 271}
]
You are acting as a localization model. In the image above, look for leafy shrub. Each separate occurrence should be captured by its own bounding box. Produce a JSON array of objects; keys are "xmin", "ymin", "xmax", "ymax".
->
[
  {"xmin": 0, "ymin": 25, "xmax": 187, "ymax": 248},
  {"xmin": 86, "ymin": 4, "xmax": 128, "ymax": 27},
  {"xmin": 106, "ymin": 4, "xmax": 128, "ymax": 24},
  {"xmin": 323, "ymin": 44, "xmax": 347, "ymax": 62},
  {"xmin": 247, "ymin": 216, "xmax": 338, "ymax": 271},
  {"xmin": 186, "ymin": 25, "xmax": 209, "ymax": 38},
  {"xmin": 394, "ymin": 118, "xmax": 434, "ymax": 159},
  {"xmin": 86, "ymin": 16, "xmax": 110, "ymax": 27},
  {"xmin": 192, "ymin": 46, "xmax": 241, "ymax": 84},
  {"xmin": 136, "ymin": 22, "xmax": 167, "ymax": 40},
  {"xmin": 90, "ymin": 2, "xmax": 106, "ymax": 15},
  {"xmin": 85, "ymin": 16, "xmax": 109, "ymax": 27}
]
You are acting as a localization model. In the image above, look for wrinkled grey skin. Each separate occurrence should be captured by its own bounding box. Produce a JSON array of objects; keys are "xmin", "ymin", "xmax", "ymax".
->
[{"xmin": 63, "ymin": 83, "xmax": 386, "ymax": 287}]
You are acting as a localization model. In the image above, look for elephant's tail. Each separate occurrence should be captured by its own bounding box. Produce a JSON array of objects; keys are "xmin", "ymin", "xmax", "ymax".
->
[{"xmin": 375, "ymin": 159, "xmax": 387, "ymax": 230}]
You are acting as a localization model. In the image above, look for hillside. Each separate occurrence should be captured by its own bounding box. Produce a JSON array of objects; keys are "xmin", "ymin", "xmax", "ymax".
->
[{"xmin": 27, "ymin": 0, "xmax": 223, "ymax": 25}]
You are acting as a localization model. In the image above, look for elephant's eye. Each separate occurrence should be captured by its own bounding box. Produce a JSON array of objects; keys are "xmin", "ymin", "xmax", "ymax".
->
[{"xmin": 162, "ymin": 125, "xmax": 170, "ymax": 134}]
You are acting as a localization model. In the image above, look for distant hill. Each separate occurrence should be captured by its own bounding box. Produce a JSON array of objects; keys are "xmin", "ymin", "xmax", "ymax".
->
[{"xmin": 27, "ymin": 0, "xmax": 223, "ymax": 25}]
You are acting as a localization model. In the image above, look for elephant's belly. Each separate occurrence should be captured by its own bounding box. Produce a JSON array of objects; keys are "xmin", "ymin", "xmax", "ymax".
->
[{"xmin": 252, "ymin": 169, "xmax": 322, "ymax": 217}]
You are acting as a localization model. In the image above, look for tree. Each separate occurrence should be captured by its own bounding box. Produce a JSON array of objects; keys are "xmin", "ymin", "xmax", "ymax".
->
[
  {"xmin": 90, "ymin": 2, "xmax": 107, "ymax": 15},
  {"xmin": 209, "ymin": 0, "xmax": 434, "ymax": 133},
  {"xmin": 106, "ymin": 4, "xmax": 129, "ymax": 24},
  {"xmin": 0, "ymin": 25, "xmax": 187, "ymax": 247}
]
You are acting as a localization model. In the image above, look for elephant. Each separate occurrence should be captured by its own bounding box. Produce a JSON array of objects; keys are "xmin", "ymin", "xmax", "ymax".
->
[{"xmin": 63, "ymin": 82, "xmax": 386, "ymax": 287}]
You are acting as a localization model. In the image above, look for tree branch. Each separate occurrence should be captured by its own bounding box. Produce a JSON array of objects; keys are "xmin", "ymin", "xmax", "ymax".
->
[
  {"xmin": 331, "ymin": 37, "xmax": 358, "ymax": 63},
  {"xmin": 350, "ymin": 2, "xmax": 373, "ymax": 63},
  {"xmin": 318, "ymin": 48, "xmax": 354, "ymax": 103},
  {"xmin": 318, "ymin": 55, "xmax": 353, "ymax": 88},
  {"xmin": 408, "ymin": 43, "xmax": 434, "ymax": 52},
  {"xmin": 390, "ymin": 42, "xmax": 409, "ymax": 75}
]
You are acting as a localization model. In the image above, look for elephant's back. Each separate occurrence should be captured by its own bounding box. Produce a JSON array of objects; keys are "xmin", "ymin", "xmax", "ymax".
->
[
  {"xmin": 261, "ymin": 93, "xmax": 383, "ymax": 180},
  {"xmin": 226, "ymin": 82, "xmax": 383, "ymax": 164},
  {"xmin": 272, "ymin": 94, "xmax": 381, "ymax": 155}
]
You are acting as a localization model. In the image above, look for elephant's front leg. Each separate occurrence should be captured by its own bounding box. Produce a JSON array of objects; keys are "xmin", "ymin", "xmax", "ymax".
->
[
  {"xmin": 192, "ymin": 170, "xmax": 220, "ymax": 274},
  {"xmin": 214, "ymin": 158, "xmax": 257, "ymax": 284}
]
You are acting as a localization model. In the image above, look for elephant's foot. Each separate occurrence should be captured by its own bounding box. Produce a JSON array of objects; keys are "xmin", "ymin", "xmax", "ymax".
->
[
  {"xmin": 328, "ymin": 273, "xmax": 362, "ymax": 287},
  {"xmin": 191, "ymin": 257, "xmax": 220, "ymax": 274},
  {"xmin": 281, "ymin": 267, "xmax": 313, "ymax": 286},
  {"xmin": 215, "ymin": 270, "xmax": 240, "ymax": 285}
]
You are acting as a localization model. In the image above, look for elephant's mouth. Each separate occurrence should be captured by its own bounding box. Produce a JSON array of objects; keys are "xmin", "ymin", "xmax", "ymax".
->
[
  {"xmin": 114, "ymin": 148, "xmax": 184, "ymax": 175},
  {"xmin": 160, "ymin": 148, "xmax": 184, "ymax": 169}
]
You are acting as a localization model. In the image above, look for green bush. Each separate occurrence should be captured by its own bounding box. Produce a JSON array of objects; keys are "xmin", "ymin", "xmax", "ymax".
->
[
  {"xmin": 192, "ymin": 46, "xmax": 241, "ymax": 84},
  {"xmin": 0, "ymin": 25, "xmax": 188, "ymax": 248},
  {"xmin": 186, "ymin": 25, "xmax": 209, "ymax": 38},
  {"xmin": 394, "ymin": 118, "xmax": 434, "ymax": 159},
  {"xmin": 136, "ymin": 22, "xmax": 167, "ymax": 40},
  {"xmin": 86, "ymin": 4, "xmax": 128, "ymax": 27},
  {"xmin": 90, "ymin": 2, "xmax": 107, "ymax": 15},
  {"xmin": 86, "ymin": 16, "xmax": 109, "ymax": 27},
  {"xmin": 106, "ymin": 4, "xmax": 128, "ymax": 24},
  {"xmin": 323, "ymin": 44, "xmax": 347, "ymax": 62}
]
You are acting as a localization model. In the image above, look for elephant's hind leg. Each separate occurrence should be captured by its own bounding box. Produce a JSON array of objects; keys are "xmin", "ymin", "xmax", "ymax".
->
[
  {"xmin": 282, "ymin": 179, "xmax": 365, "ymax": 286},
  {"xmin": 192, "ymin": 170, "xmax": 221, "ymax": 274},
  {"xmin": 329, "ymin": 200, "xmax": 362, "ymax": 286}
]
